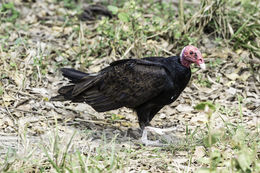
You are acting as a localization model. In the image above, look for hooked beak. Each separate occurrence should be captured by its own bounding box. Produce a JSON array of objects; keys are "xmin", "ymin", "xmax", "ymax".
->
[{"xmin": 199, "ymin": 63, "xmax": 206, "ymax": 70}]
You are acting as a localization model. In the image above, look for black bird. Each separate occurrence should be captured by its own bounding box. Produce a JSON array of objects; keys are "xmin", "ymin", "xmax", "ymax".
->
[{"xmin": 51, "ymin": 45, "xmax": 205, "ymax": 145}]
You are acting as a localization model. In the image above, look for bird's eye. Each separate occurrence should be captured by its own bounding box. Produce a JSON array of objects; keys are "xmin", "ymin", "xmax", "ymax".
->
[{"xmin": 190, "ymin": 51, "xmax": 193, "ymax": 55}]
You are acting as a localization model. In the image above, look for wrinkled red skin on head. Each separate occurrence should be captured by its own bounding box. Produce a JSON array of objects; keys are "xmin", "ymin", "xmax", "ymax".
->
[{"xmin": 181, "ymin": 45, "xmax": 204, "ymax": 68}]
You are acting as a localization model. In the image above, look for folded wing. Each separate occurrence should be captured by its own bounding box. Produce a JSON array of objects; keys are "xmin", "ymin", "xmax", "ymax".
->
[{"xmin": 53, "ymin": 59, "xmax": 171, "ymax": 112}]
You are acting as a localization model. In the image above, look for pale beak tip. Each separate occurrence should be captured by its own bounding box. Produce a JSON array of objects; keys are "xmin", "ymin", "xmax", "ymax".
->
[{"xmin": 199, "ymin": 63, "xmax": 206, "ymax": 70}]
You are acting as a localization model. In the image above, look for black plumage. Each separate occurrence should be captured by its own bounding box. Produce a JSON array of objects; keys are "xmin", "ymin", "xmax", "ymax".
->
[{"xmin": 51, "ymin": 56, "xmax": 191, "ymax": 129}]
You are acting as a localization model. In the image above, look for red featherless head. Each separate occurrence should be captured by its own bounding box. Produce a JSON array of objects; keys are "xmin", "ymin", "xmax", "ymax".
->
[{"xmin": 180, "ymin": 45, "xmax": 205, "ymax": 70}]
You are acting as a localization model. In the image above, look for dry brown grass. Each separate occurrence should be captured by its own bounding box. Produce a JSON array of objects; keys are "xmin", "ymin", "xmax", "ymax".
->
[{"xmin": 0, "ymin": 0, "xmax": 259, "ymax": 172}]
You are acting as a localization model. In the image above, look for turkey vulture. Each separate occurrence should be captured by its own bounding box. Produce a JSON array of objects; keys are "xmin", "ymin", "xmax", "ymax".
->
[{"xmin": 51, "ymin": 45, "xmax": 205, "ymax": 145}]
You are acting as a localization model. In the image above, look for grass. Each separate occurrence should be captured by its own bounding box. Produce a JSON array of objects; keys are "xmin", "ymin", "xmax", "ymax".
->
[
  {"xmin": 192, "ymin": 101, "xmax": 259, "ymax": 172},
  {"xmin": 0, "ymin": 0, "xmax": 259, "ymax": 172},
  {"xmin": 1, "ymin": 101, "xmax": 259, "ymax": 172},
  {"xmin": 0, "ymin": 129, "xmax": 124, "ymax": 172},
  {"xmin": 184, "ymin": 0, "xmax": 260, "ymax": 57}
]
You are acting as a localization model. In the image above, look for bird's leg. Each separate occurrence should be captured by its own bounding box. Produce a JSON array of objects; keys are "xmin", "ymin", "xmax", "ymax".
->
[
  {"xmin": 145, "ymin": 126, "xmax": 176, "ymax": 135},
  {"xmin": 141, "ymin": 126, "xmax": 160, "ymax": 146},
  {"xmin": 141, "ymin": 126, "xmax": 177, "ymax": 146}
]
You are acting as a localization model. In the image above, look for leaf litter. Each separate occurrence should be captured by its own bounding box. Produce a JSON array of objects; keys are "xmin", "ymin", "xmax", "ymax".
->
[{"xmin": 0, "ymin": 0, "xmax": 259, "ymax": 172}]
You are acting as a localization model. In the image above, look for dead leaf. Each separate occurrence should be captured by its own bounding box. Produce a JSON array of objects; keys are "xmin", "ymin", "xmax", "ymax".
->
[
  {"xmin": 194, "ymin": 146, "xmax": 206, "ymax": 159},
  {"xmin": 239, "ymin": 71, "xmax": 251, "ymax": 81},
  {"xmin": 226, "ymin": 73, "xmax": 239, "ymax": 81},
  {"xmin": 12, "ymin": 72, "xmax": 25, "ymax": 88},
  {"xmin": 176, "ymin": 104, "xmax": 193, "ymax": 112},
  {"xmin": 190, "ymin": 113, "xmax": 208, "ymax": 125},
  {"xmin": 226, "ymin": 87, "xmax": 237, "ymax": 95},
  {"xmin": 31, "ymin": 88, "xmax": 49, "ymax": 97}
]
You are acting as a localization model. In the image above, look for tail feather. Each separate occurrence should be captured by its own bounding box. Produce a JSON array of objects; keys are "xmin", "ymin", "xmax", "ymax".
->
[
  {"xmin": 72, "ymin": 77, "xmax": 100, "ymax": 97},
  {"xmin": 51, "ymin": 68, "xmax": 100, "ymax": 102},
  {"xmin": 50, "ymin": 85, "xmax": 74, "ymax": 101},
  {"xmin": 50, "ymin": 95, "xmax": 66, "ymax": 101},
  {"xmin": 50, "ymin": 84, "xmax": 86, "ymax": 102},
  {"xmin": 61, "ymin": 68, "xmax": 88, "ymax": 83},
  {"xmin": 58, "ymin": 85, "xmax": 74, "ymax": 95}
]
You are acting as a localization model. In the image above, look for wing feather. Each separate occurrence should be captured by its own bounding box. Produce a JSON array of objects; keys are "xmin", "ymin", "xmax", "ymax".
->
[
  {"xmin": 72, "ymin": 77, "xmax": 100, "ymax": 97},
  {"xmin": 98, "ymin": 59, "xmax": 170, "ymax": 108},
  {"xmin": 69, "ymin": 58, "xmax": 171, "ymax": 112}
]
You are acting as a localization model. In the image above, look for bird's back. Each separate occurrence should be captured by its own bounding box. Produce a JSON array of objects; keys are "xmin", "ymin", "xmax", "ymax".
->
[
  {"xmin": 139, "ymin": 56, "xmax": 191, "ymax": 106},
  {"xmin": 51, "ymin": 56, "xmax": 191, "ymax": 112}
]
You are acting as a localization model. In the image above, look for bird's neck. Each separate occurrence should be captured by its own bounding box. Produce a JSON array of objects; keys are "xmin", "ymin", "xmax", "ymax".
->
[{"xmin": 180, "ymin": 56, "xmax": 191, "ymax": 68}]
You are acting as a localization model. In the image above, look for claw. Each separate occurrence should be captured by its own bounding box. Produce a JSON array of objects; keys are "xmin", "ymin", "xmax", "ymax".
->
[{"xmin": 140, "ymin": 126, "xmax": 176, "ymax": 146}]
